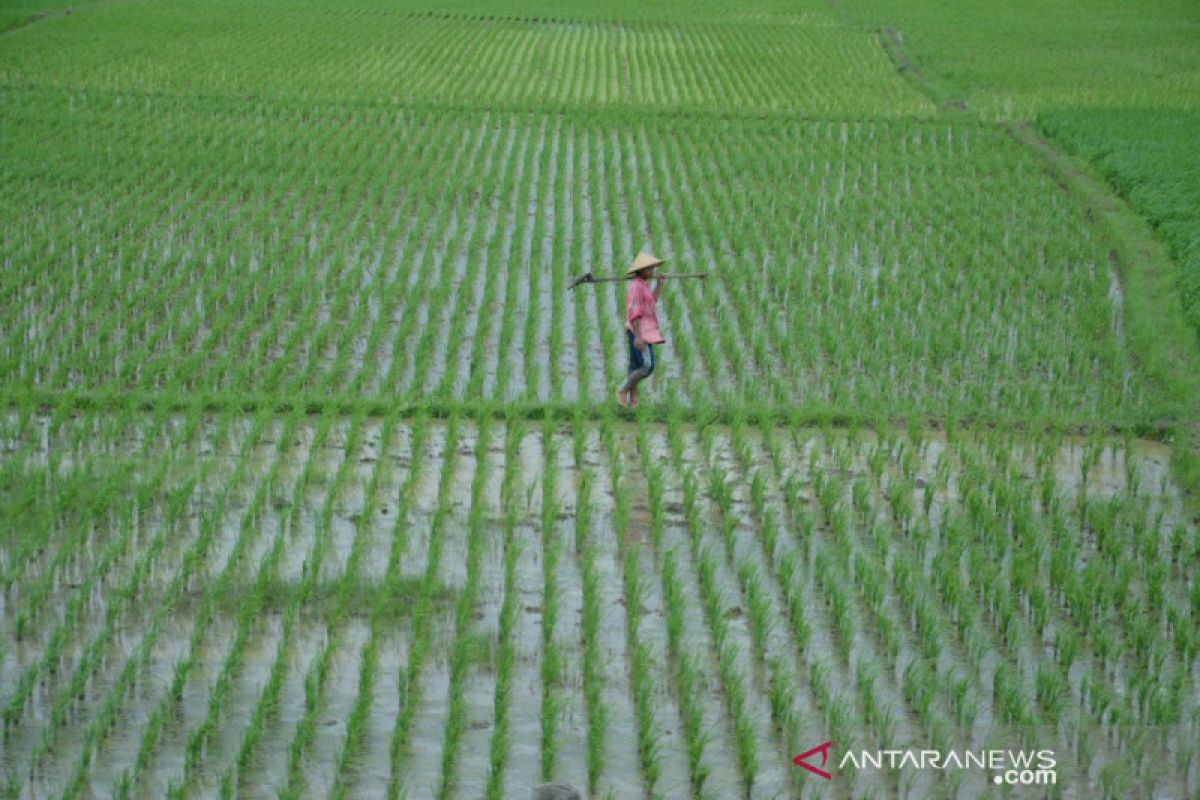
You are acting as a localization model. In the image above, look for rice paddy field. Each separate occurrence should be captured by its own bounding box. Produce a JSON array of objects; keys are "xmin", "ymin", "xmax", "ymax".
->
[{"xmin": 1, "ymin": 1, "xmax": 1199, "ymax": 798}]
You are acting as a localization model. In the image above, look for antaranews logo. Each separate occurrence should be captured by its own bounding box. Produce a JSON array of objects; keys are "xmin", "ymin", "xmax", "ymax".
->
[
  {"xmin": 792, "ymin": 742, "xmax": 1057, "ymax": 786},
  {"xmin": 792, "ymin": 741, "xmax": 833, "ymax": 780}
]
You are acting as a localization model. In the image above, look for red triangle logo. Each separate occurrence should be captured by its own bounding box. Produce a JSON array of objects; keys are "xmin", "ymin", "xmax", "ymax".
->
[{"xmin": 793, "ymin": 741, "xmax": 833, "ymax": 780}]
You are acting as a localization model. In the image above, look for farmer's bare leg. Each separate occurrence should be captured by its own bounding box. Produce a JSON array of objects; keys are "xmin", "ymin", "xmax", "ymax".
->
[
  {"xmin": 619, "ymin": 365, "xmax": 652, "ymax": 395},
  {"xmin": 620, "ymin": 335, "xmax": 654, "ymax": 407}
]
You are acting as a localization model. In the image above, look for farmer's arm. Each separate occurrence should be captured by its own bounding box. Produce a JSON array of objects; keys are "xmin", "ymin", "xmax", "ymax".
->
[
  {"xmin": 631, "ymin": 316, "xmax": 645, "ymax": 350},
  {"xmin": 653, "ymin": 277, "xmax": 664, "ymax": 299}
]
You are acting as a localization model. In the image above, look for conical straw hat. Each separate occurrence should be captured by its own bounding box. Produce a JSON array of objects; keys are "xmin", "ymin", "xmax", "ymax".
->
[{"xmin": 626, "ymin": 251, "xmax": 666, "ymax": 276}]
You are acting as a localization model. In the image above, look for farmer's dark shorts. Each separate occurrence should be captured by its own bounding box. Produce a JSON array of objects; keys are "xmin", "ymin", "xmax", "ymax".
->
[{"xmin": 626, "ymin": 328, "xmax": 655, "ymax": 375}]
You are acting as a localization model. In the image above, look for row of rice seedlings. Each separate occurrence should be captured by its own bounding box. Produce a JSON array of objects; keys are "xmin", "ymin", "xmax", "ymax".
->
[
  {"xmin": 130, "ymin": 199, "xmax": 274, "ymax": 392},
  {"xmin": 220, "ymin": 604, "xmax": 297, "ymax": 799},
  {"xmin": 179, "ymin": 410, "xmax": 328, "ymax": 792},
  {"xmin": 251, "ymin": 201, "xmax": 348, "ymax": 393},
  {"xmin": 642, "ymin": 130, "xmax": 787, "ymax": 407},
  {"xmin": 124, "ymin": 185, "xmax": 258, "ymax": 395},
  {"xmin": 23, "ymin": 407, "xmax": 262, "ymax": 793},
  {"xmin": 313, "ymin": 175, "xmax": 398, "ymax": 396},
  {"xmin": 433, "ymin": 414, "xmax": 492, "ymax": 798},
  {"xmin": 276, "ymin": 202, "xmax": 371, "ymax": 397},
  {"xmin": 4, "ymin": 469, "xmax": 195, "ymax": 793},
  {"xmin": 484, "ymin": 416, "xmax": 525, "ymax": 800},
  {"xmin": 948, "ymin": 441, "xmax": 1131, "ymax": 741},
  {"xmin": 538, "ymin": 419, "xmax": 564, "ymax": 779},
  {"xmin": 979, "ymin": 436, "xmax": 1193, "ymax": 745},
  {"xmin": 219, "ymin": 412, "xmax": 395, "ymax": 795},
  {"xmin": 596, "ymin": 412, "xmax": 663, "ymax": 793},
  {"xmin": 546, "ymin": 129, "xmax": 574, "ymax": 404},
  {"xmin": 854, "ymin": 431, "xmax": 1053, "ymax": 743},
  {"xmin": 400, "ymin": 129, "xmax": 494, "ymax": 399},
  {"xmin": 751, "ymin": 421, "xmax": 850, "ymax": 747},
  {"xmin": 32, "ymin": 100, "xmax": 408, "ymax": 398},
  {"xmin": 81, "ymin": 408, "xmax": 293, "ymax": 796},
  {"xmin": 538, "ymin": 119, "xmax": 568, "ymax": 403},
  {"xmin": 324, "ymin": 410, "xmax": 402, "ymax": 797},
  {"xmin": 288, "ymin": 206, "xmax": 371, "ymax": 394},
  {"xmin": 277, "ymin": 412, "xmax": 368, "ymax": 798},
  {"xmin": 634, "ymin": 419, "xmax": 738, "ymax": 796},
  {"xmin": 873, "ymin": 427, "xmax": 1186, "ymax": 785},
  {"xmin": 825, "ymin": 437, "xmax": 993, "ymax": 752},
  {"xmin": 389, "ymin": 124, "xmax": 492, "ymax": 399},
  {"xmin": 207, "ymin": 177, "xmax": 311, "ymax": 394},
  {"xmin": 5, "ymin": 401, "xmax": 176, "ymax": 642},
  {"xmin": 613, "ymin": 126, "xmax": 720, "ymax": 406},
  {"xmin": 98, "ymin": 408, "xmax": 278, "ymax": 795},
  {"xmin": 386, "ymin": 414, "xmax": 464, "ymax": 797},
  {"xmin": 121, "ymin": 176, "xmax": 245, "ymax": 389},
  {"xmin": 0, "ymin": 406, "xmax": 235, "ymax": 739},
  {"xmin": 456, "ymin": 125, "xmax": 529, "ymax": 402},
  {"xmin": 680, "ymin": 119, "xmax": 1130, "ymax": 414},
  {"xmin": 513, "ymin": 118, "xmax": 551, "ymax": 404},
  {"xmin": 431, "ymin": 122, "xmax": 518, "ymax": 401},
  {"xmin": 400, "ymin": 116, "xmax": 499, "ymax": 393},
  {"xmin": 488, "ymin": 122, "xmax": 544, "ymax": 403},
  {"xmin": 156, "ymin": 203, "xmax": 274, "ymax": 391},
  {"xmin": 709, "ymin": 421, "xmax": 917, "ymax": 788},
  {"xmin": 1, "ymin": 9, "xmax": 932, "ymax": 114},
  {"xmin": 434, "ymin": 123, "xmax": 523, "ymax": 400},
  {"xmin": 1068, "ymin": 492, "xmax": 1190, "ymax": 671},
  {"xmin": 0, "ymin": 406, "xmax": 54, "ymax": 616},
  {"xmin": 213, "ymin": 412, "xmax": 336, "ymax": 796},
  {"xmin": 566, "ymin": 130, "xmax": 599, "ymax": 405},
  {"xmin": 672, "ymin": 130, "xmax": 811, "ymax": 406},
  {"xmin": 19, "ymin": 166, "xmax": 197, "ymax": 390},
  {"xmin": 641, "ymin": 142, "xmax": 747, "ymax": 408},
  {"xmin": 776, "ymin": 434, "xmax": 924, "ymax": 763},
  {"xmin": 569, "ymin": 423, "xmax": 606, "ymax": 795},
  {"xmin": 653, "ymin": 420, "xmax": 778, "ymax": 795},
  {"xmin": 328, "ymin": 412, "xmax": 422, "ymax": 800},
  {"xmin": 719, "ymin": 416, "xmax": 898, "ymax": 768},
  {"xmin": 375, "ymin": 173, "xmax": 461, "ymax": 395},
  {"xmin": 345, "ymin": 188, "xmax": 420, "ymax": 398},
  {"xmin": 544, "ymin": 119, "xmax": 576, "ymax": 407},
  {"xmin": 590, "ymin": 129, "xmax": 639, "ymax": 398},
  {"xmin": 581, "ymin": 126, "xmax": 620, "ymax": 402},
  {"xmin": 825, "ymin": 513, "xmax": 955, "ymax": 758}
]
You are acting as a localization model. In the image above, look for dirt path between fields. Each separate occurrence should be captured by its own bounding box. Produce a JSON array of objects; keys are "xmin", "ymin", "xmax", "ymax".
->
[
  {"xmin": 1003, "ymin": 122, "xmax": 1200, "ymax": 504},
  {"xmin": 875, "ymin": 27, "xmax": 968, "ymax": 113},
  {"xmin": 865, "ymin": 11, "xmax": 1200, "ymax": 504},
  {"xmin": 1, "ymin": 9, "xmax": 68, "ymax": 34},
  {"xmin": 1, "ymin": 1, "xmax": 120, "ymax": 36},
  {"xmin": 1008, "ymin": 122, "xmax": 1200, "ymax": 417}
]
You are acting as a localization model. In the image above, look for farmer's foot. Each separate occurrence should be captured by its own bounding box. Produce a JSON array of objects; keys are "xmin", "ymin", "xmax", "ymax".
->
[{"xmin": 616, "ymin": 388, "xmax": 630, "ymax": 408}]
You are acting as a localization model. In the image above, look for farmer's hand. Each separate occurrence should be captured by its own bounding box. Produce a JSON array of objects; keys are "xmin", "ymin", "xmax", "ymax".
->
[{"xmin": 634, "ymin": 335, "xmax": 646, "ymax": 352}]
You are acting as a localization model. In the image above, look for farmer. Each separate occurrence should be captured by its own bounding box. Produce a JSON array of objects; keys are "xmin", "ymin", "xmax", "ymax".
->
[{"xmin": 616, "ymin": 251, "xmax": 666, "ymax": 408}]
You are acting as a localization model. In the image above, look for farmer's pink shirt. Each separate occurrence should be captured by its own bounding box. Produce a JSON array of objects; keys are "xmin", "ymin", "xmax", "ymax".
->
[{"xmin": 625, "ymin": 277, "xmax": 665, "ymax": 343}]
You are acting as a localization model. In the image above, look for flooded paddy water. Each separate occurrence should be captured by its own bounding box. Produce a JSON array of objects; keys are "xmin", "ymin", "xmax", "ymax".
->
[{"xmin": 0, "ymin": 410, "xmax": 1197, "ymax": 798}]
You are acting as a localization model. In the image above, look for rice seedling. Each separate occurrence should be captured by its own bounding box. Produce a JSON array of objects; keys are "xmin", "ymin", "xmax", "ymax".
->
[
  {"xmin": 386, "ymin": 414, "xmax": 464, "ymax": 798},
  {"xmin": 484, "ymin": 507, "xmax": 520, "ymax": 800}
]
